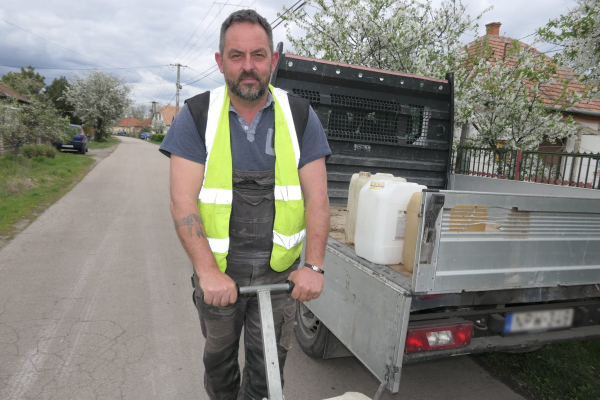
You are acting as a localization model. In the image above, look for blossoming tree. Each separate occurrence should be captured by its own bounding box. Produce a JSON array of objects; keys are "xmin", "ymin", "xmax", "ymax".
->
[
  {"xmin": 65, "ymin": 70, "xmax": 132, "ymax": 141},
  {"xmin": 282, "ymin": 0, "xmax": 585, "ymax": 150}
]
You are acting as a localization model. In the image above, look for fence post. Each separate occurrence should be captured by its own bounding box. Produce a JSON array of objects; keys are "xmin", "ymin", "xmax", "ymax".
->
[{"xmin": 514, "ymin": 150, "xmax": 523, "ymax": 180}]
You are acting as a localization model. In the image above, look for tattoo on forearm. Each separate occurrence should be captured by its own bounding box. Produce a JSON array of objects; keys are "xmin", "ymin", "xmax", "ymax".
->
[{"xmin": 174, "ymin": 214, "xmax": 205, "ymax": 239}]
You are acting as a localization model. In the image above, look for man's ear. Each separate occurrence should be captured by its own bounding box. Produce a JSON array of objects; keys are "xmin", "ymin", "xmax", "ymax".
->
[
  {"xmin": 215, "ymin": 52, "xmax": 224, "ymax": 73},
  {"xmin": 271, "ymin": 51, "xmax": 280, "ymax": 73}
]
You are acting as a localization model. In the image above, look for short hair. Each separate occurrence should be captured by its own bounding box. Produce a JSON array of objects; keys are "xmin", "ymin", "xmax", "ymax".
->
[{"xmin": 219, "ymin": 9, "xmax": 273, "ymax": 55}]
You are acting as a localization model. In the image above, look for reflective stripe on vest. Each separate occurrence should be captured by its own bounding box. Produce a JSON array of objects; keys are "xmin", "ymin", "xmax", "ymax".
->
[{"xmin": 198, "ymin": 85, "xmax": 306, "ymax": 272}]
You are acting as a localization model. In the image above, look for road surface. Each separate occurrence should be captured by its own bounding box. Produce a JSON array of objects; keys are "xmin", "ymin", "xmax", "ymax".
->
[{"xmin": 0, "ymin": 137, "xmax": 523, "ymax": 399}]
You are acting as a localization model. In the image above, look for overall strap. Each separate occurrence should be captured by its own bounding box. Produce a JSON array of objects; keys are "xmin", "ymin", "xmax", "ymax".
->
[{"xmin": 184, "ymin": 91, "xmax": 210, "ymax": 146}]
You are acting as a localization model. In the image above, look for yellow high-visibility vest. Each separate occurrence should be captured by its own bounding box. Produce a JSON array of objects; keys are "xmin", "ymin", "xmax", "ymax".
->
[{"xmin": 198, "ymin": 85, "xmax": 306, "ymax": 272}]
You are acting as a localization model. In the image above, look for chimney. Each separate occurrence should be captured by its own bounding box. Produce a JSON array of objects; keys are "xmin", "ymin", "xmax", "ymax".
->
[{"xmin": 486, "ymin": 22, "xmax": 501, "ymax": 36}]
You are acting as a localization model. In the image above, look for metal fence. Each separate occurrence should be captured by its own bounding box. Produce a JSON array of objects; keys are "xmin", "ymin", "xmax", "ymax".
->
[{"xmin": 452, "ymin": 147, "xmax": 600, "ymax": 189}]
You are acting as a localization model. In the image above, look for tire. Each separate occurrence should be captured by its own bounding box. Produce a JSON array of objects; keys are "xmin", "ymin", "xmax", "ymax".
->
[
  {"xmin": 294, "ymin": 302, "xmax": 328, "ymax": 358},
  {"xmin": 79, "ymin": 147, "xmax": 85, "ymax": 154}
]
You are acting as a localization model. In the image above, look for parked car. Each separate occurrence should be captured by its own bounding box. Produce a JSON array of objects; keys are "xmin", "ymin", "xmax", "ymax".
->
[
  {"xmin": 117, "ymin": 130, "xmax": 126, "ymax": 136},
  {"xmin": 54, "ymin": 124, "xmax": 88, "ymax": 154},
  {"xmin": 140, "ymin": 132, "xmax": 152, "ymax": 140}
]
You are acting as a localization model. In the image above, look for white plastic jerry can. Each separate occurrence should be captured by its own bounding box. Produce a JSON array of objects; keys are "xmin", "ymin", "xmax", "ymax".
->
[
  {"xmin": 345, "ymin": 172, "xmax": 407, "ymax": 244},
  {"xmin": 354, "ymin": 180, "xmax": 426, "ymax": 265}
]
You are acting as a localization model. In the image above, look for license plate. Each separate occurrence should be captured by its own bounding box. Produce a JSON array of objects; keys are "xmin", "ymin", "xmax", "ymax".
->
[
  {"xmin": 504, "ymin": 309, "xmax": 574, "ymax": 334},
  {"xmin": 62, "ymin": 145, "xmax": 74, "ymax": 148}
]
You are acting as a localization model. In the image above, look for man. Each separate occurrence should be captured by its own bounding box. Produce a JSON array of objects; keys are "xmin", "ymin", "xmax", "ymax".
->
[{"xmin": 159, "ymin": 9, "xmax": 331, "ymax": 400}]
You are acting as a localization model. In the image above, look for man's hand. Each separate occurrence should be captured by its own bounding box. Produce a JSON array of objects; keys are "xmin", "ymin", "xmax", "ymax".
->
[
  {"xmin": 288, "ymin": 267, "xmax": 324, "ymax": 302},
  {"xmin": 199, "ymin": 268, "xmax": 238, "ymax": 306}
]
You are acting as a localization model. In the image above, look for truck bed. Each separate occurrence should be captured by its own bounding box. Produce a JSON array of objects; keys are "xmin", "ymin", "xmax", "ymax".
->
[{"xmin": 328, "ymin": 205, "xmax": 413, "ymax": 279}]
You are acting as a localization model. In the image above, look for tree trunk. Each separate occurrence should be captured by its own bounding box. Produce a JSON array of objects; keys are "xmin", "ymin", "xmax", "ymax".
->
[{"xmin": 13, "ymin": 144, "xmax": 21, "ymax": 160}]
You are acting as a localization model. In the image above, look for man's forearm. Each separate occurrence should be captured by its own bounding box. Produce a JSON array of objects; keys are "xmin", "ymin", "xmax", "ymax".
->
[
  {"xmin": 171, "ymin": 201, "xmax": 219, "ymax": 274},
  {"xmin": 304, "ymin": 194, "xmax": 330, "ymax": 268}
]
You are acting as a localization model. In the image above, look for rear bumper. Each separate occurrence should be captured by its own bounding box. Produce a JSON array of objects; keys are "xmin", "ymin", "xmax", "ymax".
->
[
  {"xmin": 59, "ymin": 143, "xmax": 85, "ymax": 151},
  {"xmin": 403, "ymin": 324, "xmax": 600, "ymax": 363}
]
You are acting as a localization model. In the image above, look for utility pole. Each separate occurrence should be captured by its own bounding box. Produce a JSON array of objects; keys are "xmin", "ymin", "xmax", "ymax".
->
[{"xmin": 170, "ymin": 63, "xmax": 187, "ymax": 116}]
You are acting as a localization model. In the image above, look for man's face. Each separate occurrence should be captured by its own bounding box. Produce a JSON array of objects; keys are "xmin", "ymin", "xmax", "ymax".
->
[{"xmin": 215, "ymin": 22, "xmax": 279, "ymax": 102}]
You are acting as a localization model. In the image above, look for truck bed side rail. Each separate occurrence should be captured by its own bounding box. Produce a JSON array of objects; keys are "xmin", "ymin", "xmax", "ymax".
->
[{"xmin": 412, "ymin": 190, "xmax": 600, "ymax": 293}]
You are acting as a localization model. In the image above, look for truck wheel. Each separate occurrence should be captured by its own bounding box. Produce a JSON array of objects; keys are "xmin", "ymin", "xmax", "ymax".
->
[{"xmin": 294, "ymin": 302, "xmax": 328, "ymax": 358}]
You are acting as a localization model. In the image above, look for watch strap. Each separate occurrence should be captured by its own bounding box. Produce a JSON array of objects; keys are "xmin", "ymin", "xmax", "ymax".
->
[{"xmin": 303, "ymin": 262, "xmax": 325, "ymax": 275}]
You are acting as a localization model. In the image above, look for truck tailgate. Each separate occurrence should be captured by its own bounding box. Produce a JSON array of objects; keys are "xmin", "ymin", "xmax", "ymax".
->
[{"xmin": 412, "ymin": 190, "xmax": 600, "ymax": 293}]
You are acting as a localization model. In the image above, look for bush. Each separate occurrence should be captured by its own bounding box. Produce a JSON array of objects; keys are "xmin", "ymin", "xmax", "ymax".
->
[
  {"xmin": 22, "ymin": 145, "xmax": 57, "ymax": 159},
  {"xmin": 44, "ymin": 146, "xmax": 57, "ymax": 159},
  {"xmin": 154, "ymin": 134, "xmax": 166, "ymax": 143}
]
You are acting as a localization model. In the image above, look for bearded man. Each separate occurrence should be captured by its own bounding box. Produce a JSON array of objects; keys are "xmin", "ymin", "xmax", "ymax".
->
[{"xmin": 159, "ymin": 9, "xmax": 331, "ymax": 400}]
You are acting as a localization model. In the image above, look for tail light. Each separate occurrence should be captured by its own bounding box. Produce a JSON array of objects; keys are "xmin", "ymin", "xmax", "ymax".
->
[{"xmin": 405, "ymin": 321, "xmax": 473, "ymax": 353}]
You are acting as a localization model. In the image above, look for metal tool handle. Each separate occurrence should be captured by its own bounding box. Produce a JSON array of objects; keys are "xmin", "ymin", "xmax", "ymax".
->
[{"xmin": 237, "ymin": 280, "xmax": 294, "ymax": 296}]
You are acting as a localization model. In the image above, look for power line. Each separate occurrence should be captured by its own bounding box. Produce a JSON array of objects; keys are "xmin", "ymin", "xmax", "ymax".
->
[
  {"xmin": 0, "ymin": 17, "xmax": 143, "ymax": 79},
  {"xmin": 172, "ymin": 2, "xmax": 217, "ymax": 63},
  {"xmin": 178, "ymin": 1, "xmax": 228, "ymax": 65},
  {"xmin": 271, "ymin": 0, "xmax": 305, "ymax": 29},
  {"xmin": 183, "ymin": 66, "xmax": 220, "ymax": 86},
  {"xmin": 0, "ymin": 64, "xmax": 168, "ymax": 71}
]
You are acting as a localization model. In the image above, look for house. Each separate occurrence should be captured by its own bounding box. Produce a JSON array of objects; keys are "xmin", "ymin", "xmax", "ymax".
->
[
  {"xmin": 151, "ymin": 105, "xmax": 177, "ymax": 129},
  {"xmin": 112, "ymin": 117, "xmax": 141, "ymax": 136},
  {"xmin": 133, "ymin": 117, "xmax": 152, "ymax": 135},
  {"xmin": 0, "ymin": 83, "xmax": 31, "ymax": 155},
  {"xmin": 0, "ymin": 83, "xmax": 30, "ymax": 104},
  {"xmin": 466, "ymin": 22, "xmax": 600, "ymax": 153}
]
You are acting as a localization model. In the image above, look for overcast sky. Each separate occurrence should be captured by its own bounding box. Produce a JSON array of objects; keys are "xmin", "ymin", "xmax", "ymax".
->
[{"xmin": 0, "ymin": 0, "xmax": 577, "ymax": 113}]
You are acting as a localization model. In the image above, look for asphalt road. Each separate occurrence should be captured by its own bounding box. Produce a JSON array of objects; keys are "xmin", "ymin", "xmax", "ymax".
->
[{"xmin": 0, "ymin": 137, "xmax": 524, "ymax": 400}]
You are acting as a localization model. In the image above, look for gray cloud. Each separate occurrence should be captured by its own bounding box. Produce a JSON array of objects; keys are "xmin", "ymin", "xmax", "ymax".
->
[{"xmin": 0, "ymin": 0, "xmax": 577, "ymax": 110}]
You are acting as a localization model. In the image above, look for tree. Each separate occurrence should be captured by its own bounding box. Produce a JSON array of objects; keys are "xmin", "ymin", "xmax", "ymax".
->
[
  {"xmin": 455, "ymin": 38, "xmax": 582, "ymax": 150},
  {"xmin": 282, "ymin": 0, "xmax": 487, "ymax": 78},
  {"xmin": 538, "ymin": 0, "xmax": 600, "ymax": 97},
  {"xmin": 0, "ymin": 98, "xmax": 71, "ymax": 158},
  {"xmin": 65, "ymin": 70, "xmax": 132, "ymax": 141},
  {"xmin": 1, "ymin": 66, "xmax": 46, "ymax": 99},
  {"xmin": 129, "ymin": 104, "xmax": 149, "ymax": 121},
  {"xmin": 151, "ymin": 118, "xmax": 167, "ymax": 134},
  {"xmin": 283, "ymin": 0, "xmax": 582, "ymax": 150},
  {"xmin": 44, "ymin": 76, "xmax": 83, "ymax": 125}
]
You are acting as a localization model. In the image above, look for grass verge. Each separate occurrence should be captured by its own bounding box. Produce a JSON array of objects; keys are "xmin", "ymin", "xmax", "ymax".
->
[
  {"xmin": 88, "ymin": 136, "xmax": 120, "ymax": 149},
  {"xmin": 0, "ymin": 152, "xmax": 94, "ymax": 237},
  {"xmin": 477, "ymin": 339, "xmax": 600, "ymax": 400}
]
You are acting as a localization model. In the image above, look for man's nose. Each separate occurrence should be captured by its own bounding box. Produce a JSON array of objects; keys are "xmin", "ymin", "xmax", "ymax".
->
[{"xmin": 242, "ymin": 54, "xmax": 254, "ymax": 71}]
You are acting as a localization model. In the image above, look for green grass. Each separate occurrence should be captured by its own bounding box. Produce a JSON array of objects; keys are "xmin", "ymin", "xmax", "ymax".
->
[
  {"xmin": 0, "ymin": 152, "xmax": 94, "ymax": 236},
  {"xmin": 477, "ymin": 339, "xmax": 600, "ymax": 400},
  {"xmin": 88, "ymin": 136, "xmax": 120, "ymax": 149}
]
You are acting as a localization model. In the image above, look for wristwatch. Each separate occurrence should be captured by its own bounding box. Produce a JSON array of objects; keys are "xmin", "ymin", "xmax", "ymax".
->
[{"xmin": 303, "ymin": 262, "xmax": 325, "ymax": 275}]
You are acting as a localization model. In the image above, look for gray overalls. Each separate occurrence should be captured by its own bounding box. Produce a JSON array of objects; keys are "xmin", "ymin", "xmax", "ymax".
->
[{"xmin": 193, "ymin": 169, "xmax": 298, "ymax": 400}]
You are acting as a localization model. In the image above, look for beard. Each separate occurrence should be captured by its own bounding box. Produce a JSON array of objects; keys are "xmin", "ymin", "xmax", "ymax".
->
[{"xmin": 225, "ymin": 70, "xmax": 268, "ymax": 101}]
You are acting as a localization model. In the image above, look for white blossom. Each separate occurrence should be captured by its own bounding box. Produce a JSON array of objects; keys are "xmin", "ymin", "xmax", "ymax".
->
[
  {"xmin": 284, "ymin": 0, "xmax": 583, "ymax": 150},
  {"xmin": 65, "ymin": 70, "xmax": 132, "ymax": 140},
  {"xmin": 151, "ymin": 118, "xmax": 167, "ymax": 134},
  {"xmin": 538, "ymin": 0, "xmax": 600, "ymax": 98}
]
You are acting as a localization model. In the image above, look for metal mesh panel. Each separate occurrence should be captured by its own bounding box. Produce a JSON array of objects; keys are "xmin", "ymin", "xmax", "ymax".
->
[
  {"xmin": 330, "ymin": 94, "xmax": 401, "ymax": 112},
  {"xmin": 291, "ymin": 88, "xmax": 434, "ymax": 146},
  {"xmin": 292, "ymin": 89, "xmax": 320, "ymax": 106}
]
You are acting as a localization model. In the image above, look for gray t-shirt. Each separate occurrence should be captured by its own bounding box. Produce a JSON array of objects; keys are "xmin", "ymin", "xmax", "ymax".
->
[{"xmin": 159, "ymin": 92, "xmax": 331, "ymax": 171}]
